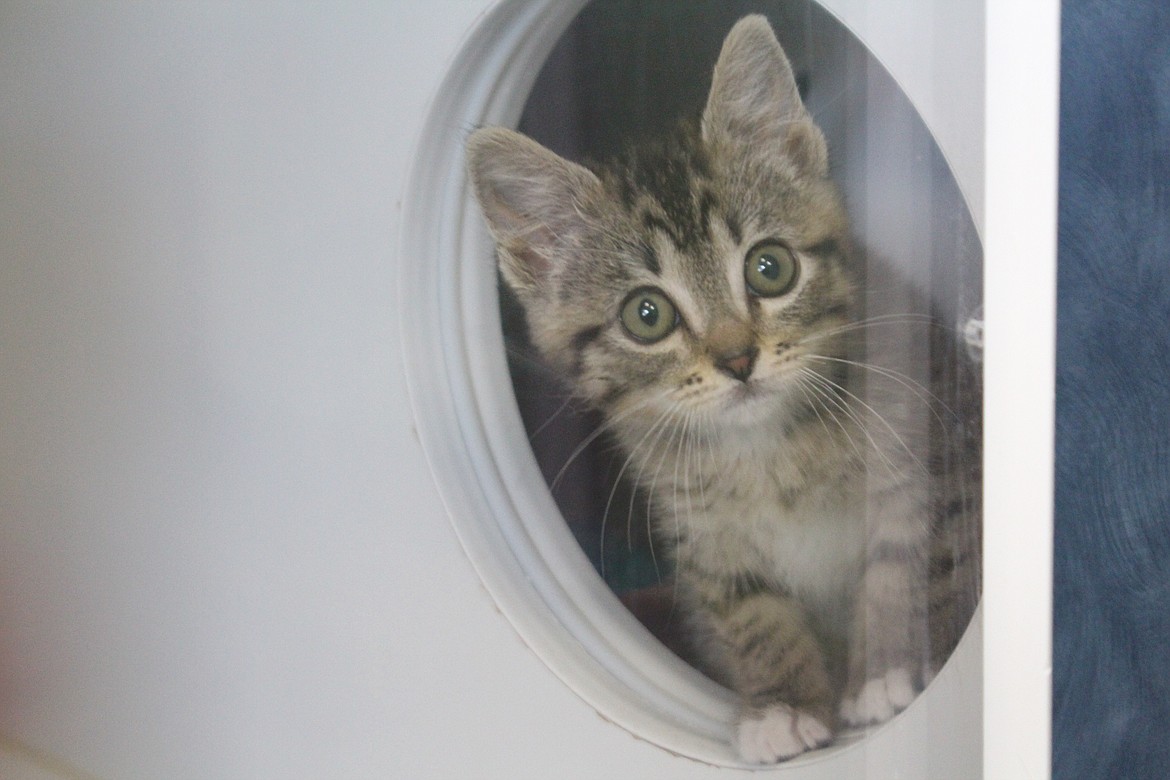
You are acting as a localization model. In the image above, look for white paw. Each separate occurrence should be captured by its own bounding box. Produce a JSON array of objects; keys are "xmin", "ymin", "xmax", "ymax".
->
[
  {"xmin": 840, "ymin": 667, "xmax": 917, "ymax": 726},
  {"xmin": 736, "ymin": 704, "xmax": 832, "ymax": 764}
]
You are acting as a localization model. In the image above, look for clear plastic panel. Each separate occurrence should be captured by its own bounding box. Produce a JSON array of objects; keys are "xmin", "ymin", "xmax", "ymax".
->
[{"xmin": 488, "ymin": 0, "xmax": 983, "ymax": 769}]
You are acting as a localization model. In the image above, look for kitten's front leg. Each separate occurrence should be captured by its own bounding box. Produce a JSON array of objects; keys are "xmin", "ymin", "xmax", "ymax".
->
[
  {"xmin": 689, "ymin": 579, "xmax": 835, "ymax": 763},
  {"xmin": 840, "ymin": 494, "xmax": 931, "ymax": 726}
]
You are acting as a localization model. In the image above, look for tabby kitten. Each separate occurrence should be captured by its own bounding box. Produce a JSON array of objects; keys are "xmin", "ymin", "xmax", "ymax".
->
[{"xmin": 467, "ymin": 15, "xmax": 980, "ymax": 764}]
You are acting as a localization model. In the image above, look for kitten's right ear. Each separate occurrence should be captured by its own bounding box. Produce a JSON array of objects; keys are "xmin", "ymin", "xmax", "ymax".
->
[{"xmin": 466, "ymin": 127, "xmax": 601, "ymax": 297}]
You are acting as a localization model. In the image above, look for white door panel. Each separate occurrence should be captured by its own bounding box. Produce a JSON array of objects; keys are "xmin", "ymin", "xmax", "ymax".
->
[{"xmin": 0, "ymin": 2, "xmax": 1054, "ymax": 778}]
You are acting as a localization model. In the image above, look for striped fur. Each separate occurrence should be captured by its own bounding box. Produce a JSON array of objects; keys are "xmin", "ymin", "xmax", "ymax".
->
[{"xmin": 467, "ymin": 15, "xmax": 980, "ymax": 764}]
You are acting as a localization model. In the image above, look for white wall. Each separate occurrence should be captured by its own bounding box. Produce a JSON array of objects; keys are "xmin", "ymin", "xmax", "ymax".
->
[{"xmin": 0, "ymin": 4, "xmax": 627, "ymax": 777}]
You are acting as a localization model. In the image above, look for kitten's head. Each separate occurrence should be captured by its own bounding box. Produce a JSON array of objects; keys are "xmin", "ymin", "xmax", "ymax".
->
[{"xmin": 468, "ymin": 16, "xmax": 854, "ymax": 435}]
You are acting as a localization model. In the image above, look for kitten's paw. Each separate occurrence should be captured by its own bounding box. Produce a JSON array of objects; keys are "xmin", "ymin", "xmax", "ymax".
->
[
  {"xmin": 736, "ymin": 704, "xmax": 832, "ymax": 764},
  {"xmin": 840, "ymin": 667, "xmax": 917, "ymax": 727}
]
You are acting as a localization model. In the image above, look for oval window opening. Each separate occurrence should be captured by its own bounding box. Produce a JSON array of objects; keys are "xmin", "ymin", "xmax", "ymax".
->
[{"xmin": 403, "ymin": 0, "xmax": 983, "ymax": 770}]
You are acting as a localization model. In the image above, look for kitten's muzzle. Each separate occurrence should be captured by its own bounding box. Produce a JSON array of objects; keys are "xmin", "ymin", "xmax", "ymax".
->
[{"xmin": 715, "ymin": 346, "xmax": 759, "ymax": 382}]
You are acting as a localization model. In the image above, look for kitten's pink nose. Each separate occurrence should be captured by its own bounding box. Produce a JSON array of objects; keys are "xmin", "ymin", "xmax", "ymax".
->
[{"xmin": 716, "ymin": 347, "xmax": 758, "ymax": 382}]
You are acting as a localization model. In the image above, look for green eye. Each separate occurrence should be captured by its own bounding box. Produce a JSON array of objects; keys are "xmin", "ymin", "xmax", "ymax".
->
[
  {"xmin": 620, "ymin": 287, "xmax": 678, "ymax": 343},
  {"xmin": 745, "ymin": 241, "xmax": 799, "ymax": 297}
]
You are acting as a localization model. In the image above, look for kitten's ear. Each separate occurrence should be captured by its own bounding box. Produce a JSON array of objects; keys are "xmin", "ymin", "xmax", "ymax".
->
[
  {"xmin": 466, "ymin": 127, "xmax": 601, "ymax": 297},
  {"xmin": 701, "ymin": 15, "xmax": 828, "ymax": 177}
]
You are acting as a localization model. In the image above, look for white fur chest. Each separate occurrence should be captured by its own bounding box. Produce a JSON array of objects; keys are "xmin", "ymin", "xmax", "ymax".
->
[{"xmin": 666, "ymin": 432, "xmax": 868, "ymax": 634}]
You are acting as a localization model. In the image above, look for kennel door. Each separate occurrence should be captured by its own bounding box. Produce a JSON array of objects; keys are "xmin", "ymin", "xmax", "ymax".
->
[{"xmin": 0, "ymin": 2, "xmax": 1054, "ymax": 778}]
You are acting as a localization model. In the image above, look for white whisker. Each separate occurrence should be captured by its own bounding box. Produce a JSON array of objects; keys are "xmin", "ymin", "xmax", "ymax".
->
[
  {"xmin": 529, "ymin": 394, "xmax": 578, "ymax": 439},
  {"xmin": 804, "ymin": 353, "xmax": 956, "ymax": 426},
  {"xmin": 804, "ymin": 368, "xmax": 926, "ymax": 476},
  {"xmin": 549, "ymin": 387, "xmax": 671, "ymax": 492},
  {"xmin": 598, "ymin": 401, "xmax": 677, "ymax": 579},
  {"xmin": 795, "ymin": 368, "xmax": 868, "ymax": 465},
  {"xmin": 798, "ymin": 313, "xmax": 938, "ymax": 345},
  {"xmin": 638, "ymin": 406, "xmax": 687, "ymax": 568}
]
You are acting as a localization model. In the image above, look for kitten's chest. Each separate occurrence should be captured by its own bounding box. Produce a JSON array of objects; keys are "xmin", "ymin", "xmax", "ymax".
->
[{"xmin": 665, "ymin": 439, "xmax": 867, "ymax": 622}]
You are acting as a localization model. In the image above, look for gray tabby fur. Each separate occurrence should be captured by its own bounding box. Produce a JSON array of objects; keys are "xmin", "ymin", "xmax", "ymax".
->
[{"xmin": 467, "ymin": 15, "xmax": 980, "ymax": 764}]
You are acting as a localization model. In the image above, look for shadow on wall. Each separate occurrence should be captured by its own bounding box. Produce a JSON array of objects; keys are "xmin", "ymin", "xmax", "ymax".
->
[{"xmin": 1054, "ymin": 0, "xmax": 1170, "ymax": 777}]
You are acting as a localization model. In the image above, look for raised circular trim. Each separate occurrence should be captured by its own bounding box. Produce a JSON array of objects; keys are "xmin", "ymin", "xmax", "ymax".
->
[{"xmin": 397, "ymin": 0, "xmax": 984, "ymax": 772}]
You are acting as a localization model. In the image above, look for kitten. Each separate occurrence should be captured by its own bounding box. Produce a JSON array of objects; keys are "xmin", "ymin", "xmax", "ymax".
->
[{"xmin": 467, "ymin": 15, "xmax": 980, "ymax": 764}]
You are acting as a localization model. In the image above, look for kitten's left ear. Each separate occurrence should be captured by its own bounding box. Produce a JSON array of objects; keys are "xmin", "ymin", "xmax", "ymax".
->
[{"xmin": 701, "ymin": 15, "xmax": 828, "ymax": 178}]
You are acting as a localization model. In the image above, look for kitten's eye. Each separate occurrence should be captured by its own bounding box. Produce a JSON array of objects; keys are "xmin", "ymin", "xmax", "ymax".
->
[
  {"xmin": 620, "ymin": 287, "xmax": 678, "ymax": 343},
  {"xmin": 745, "ymin": 241, "xmax": 799, "ymax": 297}
]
